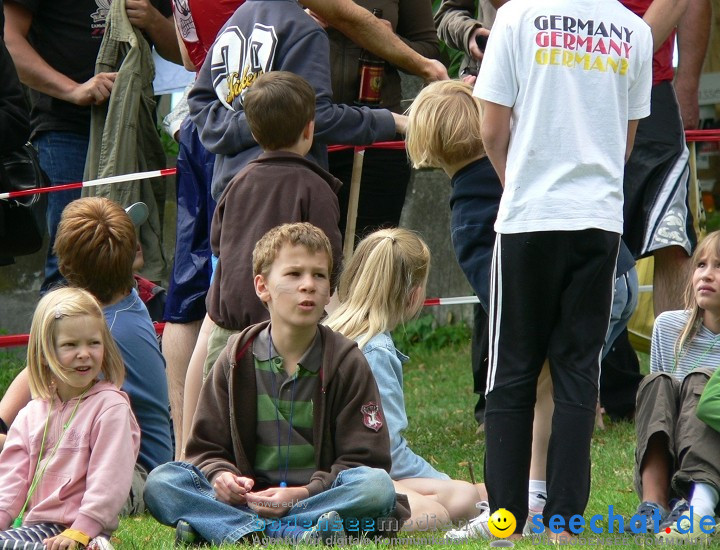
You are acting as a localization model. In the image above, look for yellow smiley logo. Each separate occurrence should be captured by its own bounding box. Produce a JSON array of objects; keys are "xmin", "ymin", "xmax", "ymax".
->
[{"xmin": 487, "ymin": 508, "xmax": 517, "ymax": 538}]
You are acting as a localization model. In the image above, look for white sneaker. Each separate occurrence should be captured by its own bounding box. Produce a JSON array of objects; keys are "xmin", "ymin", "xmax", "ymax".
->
[
  {"xmin": 445, "ymin": 501, "xmax": 492, "ymax": 540},
  {"xmin": 524, "ymin": 506, "xmax": 545, "ymax": 536}
]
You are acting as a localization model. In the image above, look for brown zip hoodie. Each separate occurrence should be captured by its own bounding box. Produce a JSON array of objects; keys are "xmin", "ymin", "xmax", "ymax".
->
[{"xmin": 184, "ymin": 321, "xmax": 410, "ymax": 530}]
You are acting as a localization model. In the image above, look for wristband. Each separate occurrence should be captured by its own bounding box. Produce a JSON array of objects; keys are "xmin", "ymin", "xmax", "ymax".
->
[{"xmin": 60, "ymin": 529, "xmax": 90, "ymax": 547}]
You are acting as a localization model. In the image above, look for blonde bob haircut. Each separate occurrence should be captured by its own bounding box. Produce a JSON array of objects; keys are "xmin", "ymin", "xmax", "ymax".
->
[
  {"xmin": 27, "ymin": 287, "xmax": 125, "ymax": 399},
  {"xmin": 325, "ymin": 228, "xmax": 430, "ymax": 349},
  {"xmin": 676, "ymin": 231, "xmax": 720, "ymax": 360},
  {"xmin": 405, "ymin": 80, "xmax": 485, "ymax": 170}
]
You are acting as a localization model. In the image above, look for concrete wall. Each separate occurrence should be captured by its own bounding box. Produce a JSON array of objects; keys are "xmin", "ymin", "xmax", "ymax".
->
[
  {"xmin": 401, "ymin": 168, "xmax": 475, "ymax": 325},
  {"xmin": 0, "ymin": 243, "xmax": 45, "ymax": 335}
]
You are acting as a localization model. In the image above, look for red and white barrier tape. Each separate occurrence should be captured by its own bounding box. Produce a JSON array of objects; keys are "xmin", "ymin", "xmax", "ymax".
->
[
  {"xmin": 685, "ymin": 129, "xmax": 720, "ymax": 142},
  {"xmin": 0, "ymin": 334, "xmax": 32, "ymax": 348},
  {"xmin": 1, "ymin": 297, "xmax": 462, "ymax": 347},
  {"xmin": 0, "ymin": 168, "xmax": 177, "ymax": 201},
  {"xmin": 3, "ymin": 129, "xmax": 718, "ymax": 199},
  {"xmin": 0, "ymin": 323, "xmax": 167, "ymax": 348},
  {"xmin": 0, "ymin": 141, "xmax": 407, "ymax": 200},
  {"xmin": 2, "ymin": 131, "xmax": 718, "ymax": 199},
  {"xmin": 327, "ymin": 141, "xmax": 406, "ymax": 154},
  {"xmin": 423, "ymin": 295, "xmax": 479, "ymax": 306},
  {"xmin": 0, "ymin": 284, "xmax": 657, "ymax": 349},
  {"xmin": 0, "ymin": 296, "xmax": 472, "ymax": 348}
]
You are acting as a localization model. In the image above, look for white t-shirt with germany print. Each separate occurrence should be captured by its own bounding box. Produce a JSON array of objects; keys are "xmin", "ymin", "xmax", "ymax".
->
[{"xmin": 474, "ymin": 0, "xmax": 653, "ymax": 235}]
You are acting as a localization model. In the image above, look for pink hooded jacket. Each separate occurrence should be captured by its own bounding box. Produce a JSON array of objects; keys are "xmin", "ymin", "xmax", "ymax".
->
[{"xmin": 0, "ymin": 381, "xmax": 140, "ymax": 537}]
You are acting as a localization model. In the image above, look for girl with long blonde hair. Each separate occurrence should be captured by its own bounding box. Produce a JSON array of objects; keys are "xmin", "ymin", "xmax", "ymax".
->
[{"xmin": 326, "ymin": 228, "xmax": 483, "ymax": 530}]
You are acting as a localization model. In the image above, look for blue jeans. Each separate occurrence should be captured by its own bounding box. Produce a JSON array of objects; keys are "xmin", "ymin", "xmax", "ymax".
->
[
  {"xmin": 33, "ymin": 131, "xmax": 88, "ymax": 293},
  {"xmin": 143, "ymin": 462, "xmax": 396, "ymax": 545}
]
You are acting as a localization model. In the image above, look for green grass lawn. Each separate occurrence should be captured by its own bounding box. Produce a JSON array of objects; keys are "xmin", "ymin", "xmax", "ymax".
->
[{"xmin": 0, "ymin": 335, "xmax": 677, "ymax": 549}]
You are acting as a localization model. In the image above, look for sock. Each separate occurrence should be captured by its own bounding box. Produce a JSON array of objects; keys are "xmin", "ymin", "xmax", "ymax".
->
[
  {"xmin": 528, "ymin": 480, "xmax": 547, "ymax": 512},
  {"xmin": 690, "ymin": 483, "xmax": 719, "ymax": 520}
]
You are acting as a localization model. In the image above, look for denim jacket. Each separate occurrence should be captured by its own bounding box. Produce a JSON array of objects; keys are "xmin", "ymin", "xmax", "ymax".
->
[{"xmin": 362, "ymin": 332, "xmax": 450, "ymax": 481}]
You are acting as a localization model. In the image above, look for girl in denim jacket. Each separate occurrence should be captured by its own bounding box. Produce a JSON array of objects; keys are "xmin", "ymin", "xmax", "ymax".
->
[{"xmin": 326, "ymin": 228, "xmax": 484, "ymax": 531}]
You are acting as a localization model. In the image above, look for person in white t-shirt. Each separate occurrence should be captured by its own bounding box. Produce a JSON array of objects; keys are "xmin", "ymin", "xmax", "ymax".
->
[{"xmin": 473, "ymin": 0, "xmax": 652, "ymax": 540}]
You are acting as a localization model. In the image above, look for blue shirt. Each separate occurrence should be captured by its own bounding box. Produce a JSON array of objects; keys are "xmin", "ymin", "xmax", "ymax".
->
[{"xmin": 104, "ymin": 289, "xmax": 173, "ymax": 471}]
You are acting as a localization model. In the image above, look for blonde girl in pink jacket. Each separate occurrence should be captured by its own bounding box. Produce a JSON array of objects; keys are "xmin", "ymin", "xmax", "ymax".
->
[{"xmin": 0, "ymin": 288, "xmax": 140, "ymax": 550}]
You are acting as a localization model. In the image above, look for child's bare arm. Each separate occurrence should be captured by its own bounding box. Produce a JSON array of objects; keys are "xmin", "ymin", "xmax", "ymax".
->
[
  {"xmin": 43, "ymin": 534, "xmax": 79, "ymax": 550},
  {"xmin": 392, "ymin": 113, "xmax": 408, "ymax": 135},
  {"xmin": 479, "ymin": 100, "xmax": 512, "ymax": 186},
  {"xmin": 0, "ymin": 368, "xmax": 32, "ymax": 443}
]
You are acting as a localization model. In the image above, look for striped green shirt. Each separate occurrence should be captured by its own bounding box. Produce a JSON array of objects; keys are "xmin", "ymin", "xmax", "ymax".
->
[{"xmin": 253, "ymin": 325, "xmax": 320, "ymax": 487}]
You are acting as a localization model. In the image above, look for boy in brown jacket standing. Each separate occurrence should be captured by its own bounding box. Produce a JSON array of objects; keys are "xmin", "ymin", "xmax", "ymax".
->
[{"xmin": 202, "ymin": 71, "xmax": 344, "ymax": 375}]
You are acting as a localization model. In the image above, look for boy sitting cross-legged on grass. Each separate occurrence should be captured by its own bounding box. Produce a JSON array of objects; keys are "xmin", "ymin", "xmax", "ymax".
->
[
  {"xmin": 176, "ymin": 70, "xmax": 345, "ymax": 462},
  {"xmin": 143, "ymin": 223, "xmax": 409, "ymax": 545}
]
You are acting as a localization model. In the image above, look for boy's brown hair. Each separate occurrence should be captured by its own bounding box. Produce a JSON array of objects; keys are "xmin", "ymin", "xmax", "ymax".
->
[
  {"xmin": 243, "ymin": 71, "xmax": 316, "ymax": 151},
  {"xmin": 252, "ymin": 222, "xmax": 333, "ymax": 279},
  {"xmin": 54, "ymin": 197, "xmax": 136, "ymax": 304}
]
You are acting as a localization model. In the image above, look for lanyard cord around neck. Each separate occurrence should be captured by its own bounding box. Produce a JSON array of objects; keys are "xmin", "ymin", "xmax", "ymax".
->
[
  {"xmin": 672, "ymin": 331, "xmax": 720, "ymax": 375},
  {"xmin": 269, "ymin": 333, "xmax": 298, "ymax": 488},
  {"xmin": 13, "ymin": 388, "xmax": 89, "ymax": 528}
]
